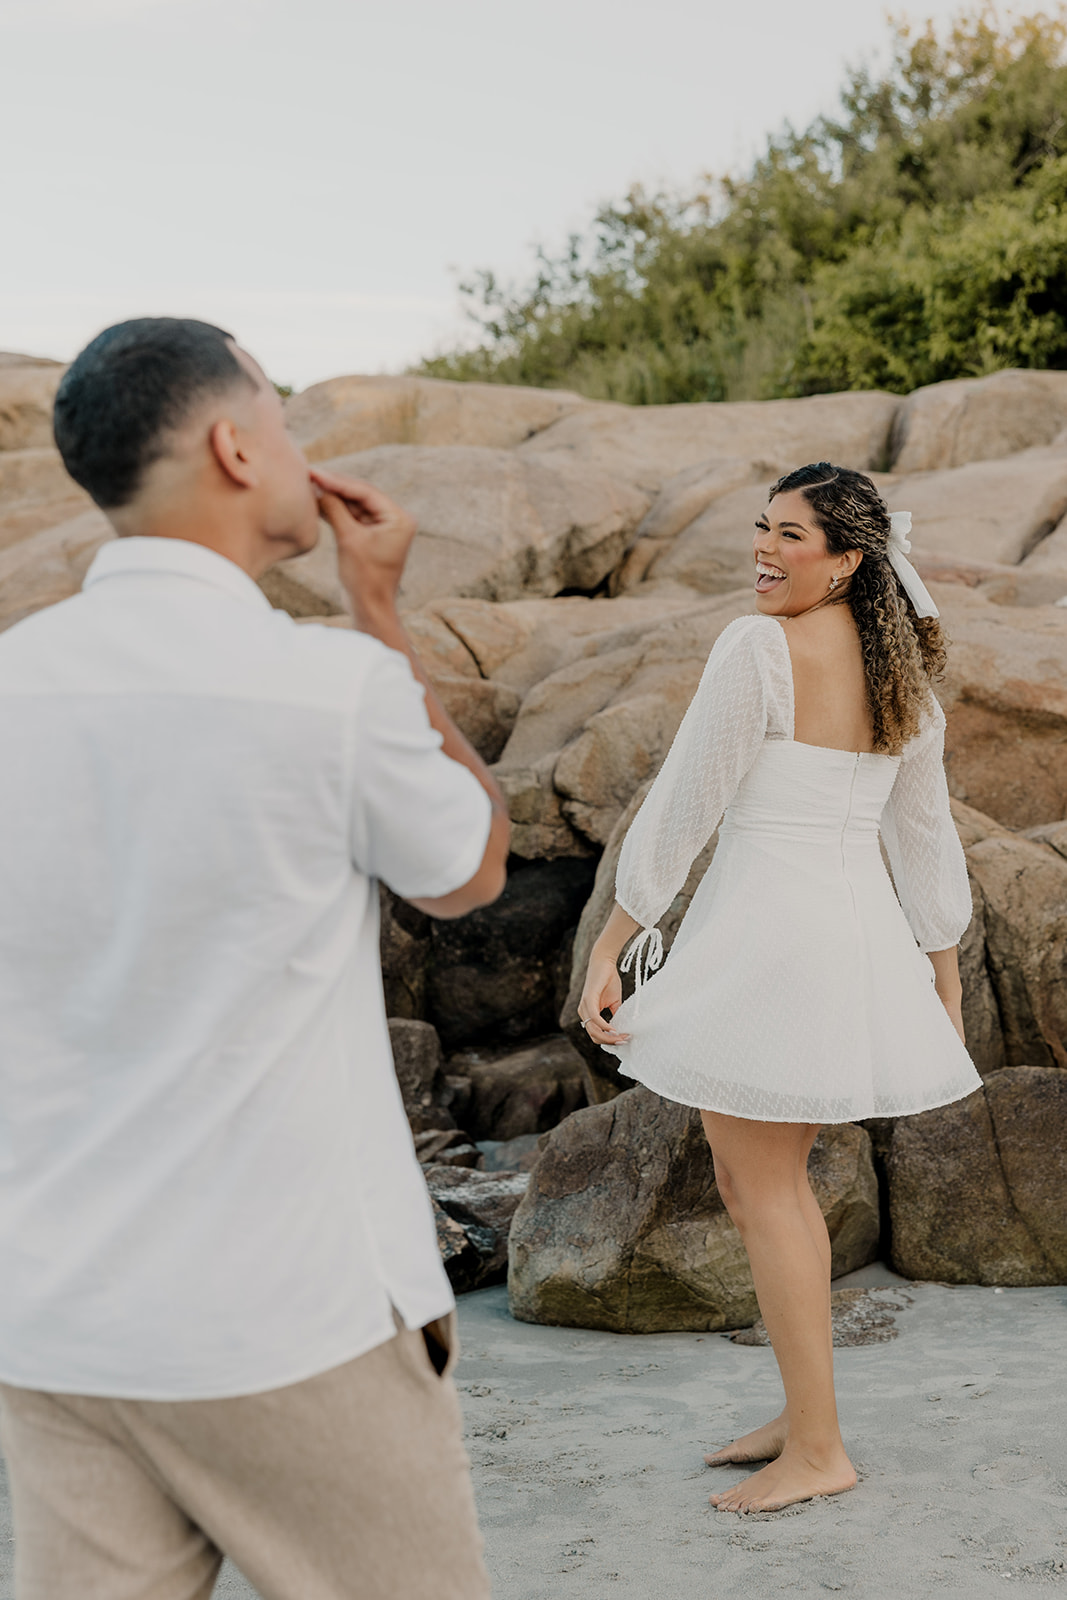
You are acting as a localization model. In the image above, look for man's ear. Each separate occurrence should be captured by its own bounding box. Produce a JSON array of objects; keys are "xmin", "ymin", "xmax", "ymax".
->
[{"xmin": 209, "ymin": 418, "xmax": 259, "ymax": 489}]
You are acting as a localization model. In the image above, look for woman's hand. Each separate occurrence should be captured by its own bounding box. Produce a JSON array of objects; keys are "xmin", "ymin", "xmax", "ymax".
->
[{"xmin": 578, "ymin": 951, "xmax": 628, "ymax": 1047}]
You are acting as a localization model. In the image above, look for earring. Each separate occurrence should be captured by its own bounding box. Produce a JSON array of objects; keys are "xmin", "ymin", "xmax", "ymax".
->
[{"xmin": 829, "ymin": 574, "xmax": 840, "ymax": 590}]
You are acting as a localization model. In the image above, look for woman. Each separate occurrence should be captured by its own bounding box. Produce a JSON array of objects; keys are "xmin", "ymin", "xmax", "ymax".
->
[{"xmin": 578, "ymin": 462, "xmax": 981, "ymax": 1516}]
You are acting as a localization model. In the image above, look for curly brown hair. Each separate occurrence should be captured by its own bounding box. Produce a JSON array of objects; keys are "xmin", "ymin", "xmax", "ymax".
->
[{"xmin": 768, "ymin": 462, "xmax": 947, "ymax": 755}]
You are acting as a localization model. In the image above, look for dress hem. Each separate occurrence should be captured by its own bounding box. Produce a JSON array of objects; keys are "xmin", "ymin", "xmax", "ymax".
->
[{"xmin": 614, "ymin": 1063, "xmax": 984, "ymax": 1125}]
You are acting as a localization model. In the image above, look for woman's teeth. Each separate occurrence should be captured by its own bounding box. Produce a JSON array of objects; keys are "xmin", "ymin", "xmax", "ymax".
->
[{"xmin": 755, "ymin": 562, "xmax": 786, "ymax": 593}]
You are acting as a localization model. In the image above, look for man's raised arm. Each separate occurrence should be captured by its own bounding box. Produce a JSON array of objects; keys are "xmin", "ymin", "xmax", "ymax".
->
[{"xmin": 312, "ymin": 466, "xmax": 509, "ymax": 919}]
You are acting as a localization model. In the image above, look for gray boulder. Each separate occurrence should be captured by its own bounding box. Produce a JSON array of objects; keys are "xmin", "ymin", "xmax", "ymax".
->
[
  {"xmin": 888, "ymin": 1067, "xmax": 1067, "ymax": 1285},
  {"xmin": 508, "ymin": 1088, "xmax": 879, "ymax": 1332}
]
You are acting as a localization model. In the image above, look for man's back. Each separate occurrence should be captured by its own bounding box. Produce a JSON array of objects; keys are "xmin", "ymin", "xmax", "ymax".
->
[{"xmin": 0, "ymin": 536, "xmax": 490, "ymax": 1399}]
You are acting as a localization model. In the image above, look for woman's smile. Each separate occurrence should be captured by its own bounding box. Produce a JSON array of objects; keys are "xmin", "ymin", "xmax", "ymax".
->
[{"xmin": 755, "ymin": 559, "xmax": 787, "ymax": 595}]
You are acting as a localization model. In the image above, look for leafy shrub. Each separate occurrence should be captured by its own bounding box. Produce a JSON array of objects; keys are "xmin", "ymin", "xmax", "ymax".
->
[{"xmin": 419, "ymin": 8, "xmax": 1067, "ymax": 401}]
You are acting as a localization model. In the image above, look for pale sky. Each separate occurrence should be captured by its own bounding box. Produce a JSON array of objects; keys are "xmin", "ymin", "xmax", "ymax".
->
[{"xmin": 2, "ymin": 0, "xmax": 984, "ymax": 389}]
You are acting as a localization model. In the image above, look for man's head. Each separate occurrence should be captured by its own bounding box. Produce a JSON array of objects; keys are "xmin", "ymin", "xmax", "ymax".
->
[{"xmin": 53, "ymin": 318, "xmax": 319, "ymax": 572}]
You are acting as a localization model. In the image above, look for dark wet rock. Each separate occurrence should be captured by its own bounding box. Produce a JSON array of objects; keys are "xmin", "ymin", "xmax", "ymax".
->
[
  {"xmin": 431, "ymin": 1198, "xmax": 482, "ymax": 1291},
  {"xmin": 448, "ymin": 1034, "xmax": 587, "ymax": 1141},
  {"xmin": 413, "ymin": 1128, "xmax": 481, "ymax": 1168},
  {"xmin": 426, "ymin": 1166, "xmax": 530, "ymax": 1290},
  {"xmin": 380, "ymin": 887, "xmax": 432, "ymax": 1021},
  {"xmin": 427, "ymin": 856, "xmax": 597, "ymax": 1049}
]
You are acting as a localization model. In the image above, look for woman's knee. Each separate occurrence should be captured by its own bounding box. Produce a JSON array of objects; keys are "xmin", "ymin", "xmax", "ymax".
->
[{"xmin": 711, "ymin": 1154, "xmax": 738, "ymax": 1210}]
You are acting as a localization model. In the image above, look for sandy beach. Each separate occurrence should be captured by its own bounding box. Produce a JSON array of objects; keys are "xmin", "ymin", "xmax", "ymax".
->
[
  {"xmin": 1, "ymin": 1266, "xmax": 1062, "ymax": 1599},
  {"xmin": 452, "ymin": 1272, "xmax": 1067, "ymax": 1598}
]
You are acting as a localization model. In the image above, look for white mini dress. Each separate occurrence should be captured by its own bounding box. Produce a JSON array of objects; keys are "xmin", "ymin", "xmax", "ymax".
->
[{"xmin": 604, "ymin": 614, "xmax": 983, "ymax": 1124}]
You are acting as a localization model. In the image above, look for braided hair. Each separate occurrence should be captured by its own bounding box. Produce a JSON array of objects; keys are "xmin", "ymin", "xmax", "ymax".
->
[{"xmin": 768, "ymin": 462, "xmax": 946, "ymax": 755}]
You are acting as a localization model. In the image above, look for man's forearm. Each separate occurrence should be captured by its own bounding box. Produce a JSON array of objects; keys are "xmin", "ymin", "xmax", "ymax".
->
[{"xmin": 353, "ymin": 597, "xmax": 507, "ymax": 814}]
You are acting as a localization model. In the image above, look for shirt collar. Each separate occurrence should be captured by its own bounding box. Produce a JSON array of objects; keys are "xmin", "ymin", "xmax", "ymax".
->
[{"xmin": 83, "ymin": 536, "xmax": 273, "ymax": 613}]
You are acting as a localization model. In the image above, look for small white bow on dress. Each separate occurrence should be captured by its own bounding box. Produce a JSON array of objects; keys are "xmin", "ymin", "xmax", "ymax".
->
[
  {"xmin": 886, "ymin": 511, "xmax": 939, "ymax": 619},
  {"xmin": 619, "ymin": 926, "xmax": 664, "ymax": 1014}
]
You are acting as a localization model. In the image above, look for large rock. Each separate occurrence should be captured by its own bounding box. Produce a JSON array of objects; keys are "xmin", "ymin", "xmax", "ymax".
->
[
  {"xmin": 1005, "ymin": 515, "xmax": 1067, "ymax": 607},
  {"xmin": 494, "ymin": 591, "xmax": 754, "ymax": 857},
  {"xmin": 519, "ymin": 390, "xmax": 900, "ymax": 495},
  {"xmin": 0, "ymin": 495, "xmax": 91, "ymax": 557},
  {"xmin": 425, "ymin": 855, "xmax": 598, "ymax": 1049},
  {"xmin": 432, "ymin": 674, "xmax": 521, "ymax": 763},
  {"xmin": 935, "ymin": 584, "xmax": 1067, "ymax": 828},
  {"xmin": 951, "ymin": 801, "xmax": 1010, "ymax": 1077},
  {"xmin": 285, "ymin": 373, "xmax": 587, "ymax": 461},
  {"xmin": 447, "ymin": 1034, "xmax": 587, "ymax": 1142},
  {"xmin": 0, "ymin": 363, "xmax": 65, "ymax": 453},
  {"xmin": 622, "ymin": 479, "xmax": 782, "ymax": 596},
  {"xmin": 0, "ymin": 447, "xmax": 86, "ymax": 514},
  {"xmin": 508, "ymin": 1090, "xmax": 880, "ymax": 1332},
  {"xmin": 964, "ymin": 833, "xmax": 1067, "ymax": 1071},
  {"xmin": 429, "ymin": 592, "xmax": 706, "ymax": 698},
  {"xmin": 266, "ymin": 446, "xmax": 649, "ymax": 615},
  {"xmin": 0, "ymin": 508, "xmax": 113, "ymax": 633},
  {"xmin": 611, "ymin": 459, "xmax": 773, "ymax": 592},
  {"xmin": 257, "ymin": 527, "xmax": 348, "ymax": 618},
  {"xmin": 889, "ymin": 369, "xmax": 1067, "ymax": 474},
  {"xmin": 1025, "ymin": 819, "xmax": 1067, "ymax": 862},
  {"xmin": 885, "ymin": 450, "xmax": 1067, "ymax": 569},
  {"xmin": 888, "ymin": 1067, "xmax": 1067, "ymax": 1284}
]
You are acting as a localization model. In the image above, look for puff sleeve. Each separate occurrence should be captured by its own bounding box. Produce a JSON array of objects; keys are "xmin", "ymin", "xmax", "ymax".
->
[
  {"xmin": 879, "ymin": 696, "xmax": 972, "ymax": 952},
  {"xmin": 615, "ymin": 616, "xmax": 792, "ymax": 963}
]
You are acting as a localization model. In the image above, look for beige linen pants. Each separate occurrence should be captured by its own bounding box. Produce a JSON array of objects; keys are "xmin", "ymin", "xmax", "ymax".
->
[{"xmin": 0, "ymin": 1315, "xmax": 490, "ymax": 1600}]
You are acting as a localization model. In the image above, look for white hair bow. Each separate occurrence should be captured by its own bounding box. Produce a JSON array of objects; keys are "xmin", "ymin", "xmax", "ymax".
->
[{"xmin": 886, "ymin": 511, "xmax": 939, "ymax": 619}]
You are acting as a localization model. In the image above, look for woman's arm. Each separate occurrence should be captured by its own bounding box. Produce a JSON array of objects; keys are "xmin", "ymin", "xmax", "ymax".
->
[
  {"xmin": 579, "ymin": 905, "xmax": 642, "ymax": 1047},
  {"xmin": 578, "ymin": 618, "xmax": 789, "ymax": 1049},
  {"xmin": 881, "ymin": 701, "xmax": 972, "ymax": 953},
  {"xmin": 927, "ymin": 947, "xmax": 965, "ymax": 1043}
]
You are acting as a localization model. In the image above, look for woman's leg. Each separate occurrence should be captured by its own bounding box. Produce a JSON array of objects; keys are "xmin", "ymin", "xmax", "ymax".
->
[
  {"xmin": 704, "ymin": 1122, "xmax": 827, "ymax": 1467},
  {"xmin": 699, "ymin": 1111, "xmax": 856, "ymax": 1512}
]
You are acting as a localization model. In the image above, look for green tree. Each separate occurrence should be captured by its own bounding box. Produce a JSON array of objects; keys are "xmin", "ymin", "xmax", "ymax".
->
[{"xmin": 419, "ymin": 7, "xmax": 1067, "ymax": 402}]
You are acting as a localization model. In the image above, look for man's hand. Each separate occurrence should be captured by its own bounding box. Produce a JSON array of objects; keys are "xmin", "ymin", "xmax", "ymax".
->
[{"xmin": 310, "ymin": 467, "xmax": 416, "ymax": 621}]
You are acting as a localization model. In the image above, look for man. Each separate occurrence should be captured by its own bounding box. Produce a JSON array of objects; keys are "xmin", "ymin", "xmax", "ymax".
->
[{"xmin": 0, "ymin": 318, "xmax": 509, "ymax": 1599}]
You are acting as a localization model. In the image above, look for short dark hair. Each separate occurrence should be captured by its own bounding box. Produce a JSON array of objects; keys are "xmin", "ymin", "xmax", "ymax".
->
[{"xmin": 53, "ymin": 317, "xmax": 257, "ymax": 509}]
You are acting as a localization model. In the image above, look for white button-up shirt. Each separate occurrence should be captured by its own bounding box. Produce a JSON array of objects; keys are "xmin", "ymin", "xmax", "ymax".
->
[{"xmin": 0, "ymin": 536, "xmax": 492, "ymax": 1399}]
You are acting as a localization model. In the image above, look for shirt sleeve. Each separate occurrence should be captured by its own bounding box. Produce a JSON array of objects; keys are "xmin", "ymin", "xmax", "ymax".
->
[
  {"xmin": 879, "ymin": 696, "xmax": 972, "ymax": 951},
  {"xmin": 615, "ymin": 617, "xmax": 780, "ymax": 931},
  {"xmin": 349, "ymin": 647, "xmax": 492, "ymax": 900}
]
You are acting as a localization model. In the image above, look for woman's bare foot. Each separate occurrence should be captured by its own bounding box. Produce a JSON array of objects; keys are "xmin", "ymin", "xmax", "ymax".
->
[
  {"xmin": 704, "ymin": 1410, "xmax": 788, "ymax": 1466},
  {"xmin": 709, "ymin": 1445, "xmax": 856, "ymax": 1514}
]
